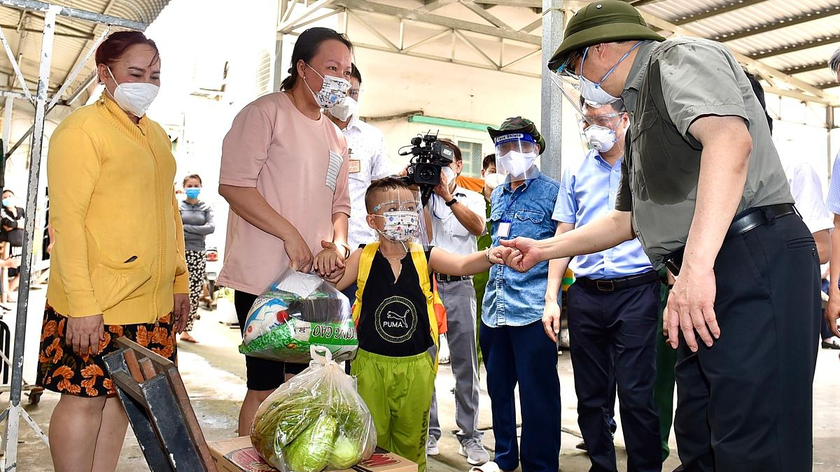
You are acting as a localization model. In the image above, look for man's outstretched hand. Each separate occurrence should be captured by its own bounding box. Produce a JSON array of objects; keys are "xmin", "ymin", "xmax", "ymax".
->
[{"xmin": 500, "ymin": 237, "xmax": 543, "ymax": 272}]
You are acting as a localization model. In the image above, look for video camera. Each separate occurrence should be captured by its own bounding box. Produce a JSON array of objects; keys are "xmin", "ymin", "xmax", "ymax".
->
[{"xmin": 399, "ymin": 131, "xmax": 454, "ymax": 205}]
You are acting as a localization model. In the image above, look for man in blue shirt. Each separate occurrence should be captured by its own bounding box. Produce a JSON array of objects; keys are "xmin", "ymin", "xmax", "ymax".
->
[
  {"xmin": 549, "ymin": 99, "xmax": 660, "ymax": 472},
  {"xmin": 481, "ymin": 117, "xmax": 562, "ymax": 472}
]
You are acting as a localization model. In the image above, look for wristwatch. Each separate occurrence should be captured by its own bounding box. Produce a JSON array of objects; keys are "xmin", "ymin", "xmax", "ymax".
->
[{"xmin": 445, "ymin": 197, "xmax": 458, "ymax": 207}]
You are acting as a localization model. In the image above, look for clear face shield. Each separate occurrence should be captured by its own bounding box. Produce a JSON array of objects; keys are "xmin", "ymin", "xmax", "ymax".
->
[
  {"xmin": 368, "ymin": 186, "xmax": 430, "ymax": 251},
  {"xmin": 551, "ymin": 42, "xmax": 641, "ymax": 106},
  {"xmin": 494, "ymin": 133, "xmax": 540, "ymax": 181},
  {"xmin": 546, "ymin": 71, "xmax": 626, "ymax": 153}
]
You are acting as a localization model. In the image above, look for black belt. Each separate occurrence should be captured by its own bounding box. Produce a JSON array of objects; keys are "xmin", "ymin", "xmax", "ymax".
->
[
  {"xmin": 574, "ymin": 270, "xmax": 659, "ymax": 292},
  {"xmin": 435, "ymin": 273, "xmax": 471, "ymax": 282},
  {"xmin": 665, "ymin": 203, "xmax": 797, "ymax": 276}
]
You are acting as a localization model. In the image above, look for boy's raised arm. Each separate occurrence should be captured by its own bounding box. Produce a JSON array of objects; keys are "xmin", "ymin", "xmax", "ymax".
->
[{"xmin": 429, "ymin": 246, "xmax": 508, "ymax": 276}]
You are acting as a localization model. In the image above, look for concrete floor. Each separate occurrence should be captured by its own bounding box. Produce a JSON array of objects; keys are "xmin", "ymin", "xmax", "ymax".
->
[{"xmin": 5, "ymin": 289, "xmax": 840, "ymax": 472}]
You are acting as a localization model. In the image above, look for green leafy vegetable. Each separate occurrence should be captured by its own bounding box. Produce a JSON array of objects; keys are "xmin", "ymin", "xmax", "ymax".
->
[{"xmin": 284, "ymin": 415, "xmax": 339, "ymax": 472}]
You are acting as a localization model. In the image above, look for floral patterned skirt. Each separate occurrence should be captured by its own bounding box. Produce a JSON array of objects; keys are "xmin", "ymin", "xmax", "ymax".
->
[{"xmin": 36, "ymin": 304, "xmax": 177, "ymax": 397}]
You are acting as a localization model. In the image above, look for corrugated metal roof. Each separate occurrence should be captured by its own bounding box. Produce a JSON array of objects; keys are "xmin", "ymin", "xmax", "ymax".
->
[
  {"xmin": 636, "ymin": 0, "xmax": 840, "ymax": 95},
  {"xmin": 0, "ymin": 0, "xmax": 170, "ymax": 104}
]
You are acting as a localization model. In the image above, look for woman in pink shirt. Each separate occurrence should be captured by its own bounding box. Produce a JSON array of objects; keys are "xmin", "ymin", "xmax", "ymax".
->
[{"xmin": 218, "ymin": 27, "xmax": 353, "ymax": 435}]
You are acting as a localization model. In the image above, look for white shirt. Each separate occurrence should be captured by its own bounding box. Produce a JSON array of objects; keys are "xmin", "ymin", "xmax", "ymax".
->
[
  {"xmin": 342, "ymin": 115, "xmax": 394, "ymax": 250},
  {"xmin": 783, "ymin": 161, "xmax": 832, "ymax": 234},
  {"xmin": 429, "ymin": 185, "xmax": 486, "ymax": 256}
]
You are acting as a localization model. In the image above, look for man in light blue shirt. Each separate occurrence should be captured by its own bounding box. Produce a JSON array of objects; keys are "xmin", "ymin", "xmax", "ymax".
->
[{"xmin": 549, "ymin": 99, "xmax": 661, "ymax": 472}]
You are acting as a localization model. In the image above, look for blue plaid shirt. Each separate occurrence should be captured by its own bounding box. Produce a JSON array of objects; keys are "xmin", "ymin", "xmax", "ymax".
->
[{"xmin": 482, "ymin": 172, "xmax": 561, "ymax": 327}]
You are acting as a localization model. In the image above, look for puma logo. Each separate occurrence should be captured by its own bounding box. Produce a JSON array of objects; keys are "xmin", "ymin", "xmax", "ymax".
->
[{"xmin": 384, "ymin": 309, "xmax": 410, "ymax": 329}]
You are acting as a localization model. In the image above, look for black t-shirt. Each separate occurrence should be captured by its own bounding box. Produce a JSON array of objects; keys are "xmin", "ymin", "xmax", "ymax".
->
[{"xmin": 357, "ymin": 246, "xmax": 434, "ymax": 357}]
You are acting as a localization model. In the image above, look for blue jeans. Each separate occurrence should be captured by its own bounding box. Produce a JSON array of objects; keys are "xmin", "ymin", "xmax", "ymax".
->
[{"xmin": 479, "ymin": 321, "xmax": 560, "ymax": 472}]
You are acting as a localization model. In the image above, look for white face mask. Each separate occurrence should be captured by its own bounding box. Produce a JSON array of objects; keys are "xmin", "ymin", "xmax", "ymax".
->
[
  {"xmin": 329, "ymin": 96, "xmax": 357, "ymax": 121},
  {"xmin": 498, "ymin": 151, "xmax": 537, "ymax": 179},
  {"xmin": 107, "ymin": 67, "xmax": 159, "ymax": 118},
  {"xmin": 374, "ymin": 211, "xmax": 420, "ymax": 242},
  {"xmin": 304, "ymin": 64, "xmax": 351, "ymax": 109},
  {"xmin": 441, "ymin": 166, "xmax": 457, "ymax": 186},
  {"xmin": 579, "ymin": 77, "xmax": 620, "ymax": 106},
  {"xmin": 483, "ymin": 172, "xmax": 505, "ymax": 190},
  {"xmin": 584, "ymin": 125, "xmax": 618, "ymax": 152},
  {"xmin": 576, "ymin": 42, "xmax": 642, "ymax": 106}
]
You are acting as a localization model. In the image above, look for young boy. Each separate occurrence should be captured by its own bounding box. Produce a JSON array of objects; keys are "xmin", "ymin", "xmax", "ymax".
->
[{"xmin": 335, "ymin": 177, "xmax": 504, "ymax": 472}]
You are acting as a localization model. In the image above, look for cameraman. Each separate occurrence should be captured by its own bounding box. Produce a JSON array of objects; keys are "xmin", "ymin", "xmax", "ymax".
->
[{"xmin": 425, "ymin": 140, "xmax": 489, "ymax": 465}]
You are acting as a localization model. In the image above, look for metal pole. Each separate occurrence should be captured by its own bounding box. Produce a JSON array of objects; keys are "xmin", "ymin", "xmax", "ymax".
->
[
  {"xmin": 3, "ymin": 5, "xmax": 57, "ymax": 470},
  {"xmin": 540, "ymin": 0, "xmax": 564, "ymax": 180}
]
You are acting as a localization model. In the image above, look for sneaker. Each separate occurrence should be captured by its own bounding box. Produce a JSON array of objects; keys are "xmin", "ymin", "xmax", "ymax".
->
[
  {"xmin": 459, "ymin": 438, "xmax": 490, "ymax": 466},
  {"xmin": 822, "ymin": 336, "xmax": 840, "ymax": 349},
  {"xmin": 426, "ymin": 435, "xmax": 439, "ymax": 456}
]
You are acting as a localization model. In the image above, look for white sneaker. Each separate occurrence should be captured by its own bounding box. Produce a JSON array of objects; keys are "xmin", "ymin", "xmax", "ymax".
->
[
  {"xmin": 426, "ymin": 435, "xmax": 440, "ymax": 456},
  {"xmin": 459, "ymin": 438, "xmax": 490, "ymax": 466}
]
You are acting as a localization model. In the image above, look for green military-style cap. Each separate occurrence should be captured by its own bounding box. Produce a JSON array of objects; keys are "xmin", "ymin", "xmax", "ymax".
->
[
  {"xmin": 547, "ymin": 0, "xmax": 664, "ymax": 71},
  {"xmin": 487, "ymin": 116, "xmax": 547, "ymax": 155}
]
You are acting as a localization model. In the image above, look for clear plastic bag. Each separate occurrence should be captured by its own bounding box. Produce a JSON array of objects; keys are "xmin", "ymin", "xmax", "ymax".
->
[
  {"xmin": 251, "ymin": 347, "xmax": 377, "ymax": 472},
  {"xmin": 239, "ymin": 268, "xmax": 357, "ymax": 363}
]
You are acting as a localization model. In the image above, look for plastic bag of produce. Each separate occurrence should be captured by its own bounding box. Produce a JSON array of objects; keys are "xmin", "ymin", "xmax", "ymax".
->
[
  {"xmin": 239, "ymin": 268, "xmax": 357, "ymax": 363},
  {"xmin": 251, "ymin": 346, "xmax": 377, "ymax": 472}
]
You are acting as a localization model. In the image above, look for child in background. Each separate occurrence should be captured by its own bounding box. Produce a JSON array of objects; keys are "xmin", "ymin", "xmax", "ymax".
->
[{"xmin": 334, "ymin": 177, "xmax": 506, "ymax": 472}]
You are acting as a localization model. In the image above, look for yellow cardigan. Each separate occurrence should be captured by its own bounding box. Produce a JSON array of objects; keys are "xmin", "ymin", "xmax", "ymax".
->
[{"xmin": 46, "ymin": 93, "xmax": 189, "ymax": 325}]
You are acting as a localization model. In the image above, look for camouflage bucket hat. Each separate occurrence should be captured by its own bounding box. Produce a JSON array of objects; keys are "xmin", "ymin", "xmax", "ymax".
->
[
  {"xmin": 487, "ymin": 117, "xmax": 546, "ymax": 155},
  {"xmin": 547, "ymin": 0, "xmax": 664, "ymax": 72}
]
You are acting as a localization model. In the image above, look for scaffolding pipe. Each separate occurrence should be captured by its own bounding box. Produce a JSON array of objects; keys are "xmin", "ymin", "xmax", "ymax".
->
[
  {"xmin": 0, "ymin": 0, "xmax": 147, "ymax": 31},
  {"xmin": 0, "ymin": 25, "xmax": 32, "ymax": 102},
  {"xmin": 2, "ymin": 5, "xmax": 58, "ymax": 470},
  {"xmin": 47, "ymin": 25, "xmax": 109, "ymax": 109}
]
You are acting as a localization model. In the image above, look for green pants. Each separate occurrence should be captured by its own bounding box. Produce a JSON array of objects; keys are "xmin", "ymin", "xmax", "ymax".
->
[
  {"xmin": 352, "ymin": 349, "xmax": 435, "ymax": 472},
  {"xmin": 654, "ymin": 276, "xmax": 677, "ymax": 462}
]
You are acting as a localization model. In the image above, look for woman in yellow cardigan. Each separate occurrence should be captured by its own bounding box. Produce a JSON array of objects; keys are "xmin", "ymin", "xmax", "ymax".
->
[{"xmin": 36, "ymin": 31, "xmax": 189, "ymax": 472}]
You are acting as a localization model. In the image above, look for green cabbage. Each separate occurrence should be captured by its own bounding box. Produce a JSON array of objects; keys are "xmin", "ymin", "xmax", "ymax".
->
[
  {"xmin": 327, "ymin": 434, "xmax": 363, "ymax": 469},
  {"xmin": 283, "ymin": 415, "xmax": 339, "ymax": 472}
]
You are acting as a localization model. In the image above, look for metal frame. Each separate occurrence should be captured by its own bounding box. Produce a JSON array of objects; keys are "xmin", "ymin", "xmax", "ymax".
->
[{"xmin": 0, "ymin": 1, "xmax": 146, "ymax": 470}]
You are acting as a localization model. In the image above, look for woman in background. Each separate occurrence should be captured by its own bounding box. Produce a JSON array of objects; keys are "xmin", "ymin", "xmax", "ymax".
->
[{"xmin": 179, "ymin": 173, "xmax": 215, "ymax": 343}]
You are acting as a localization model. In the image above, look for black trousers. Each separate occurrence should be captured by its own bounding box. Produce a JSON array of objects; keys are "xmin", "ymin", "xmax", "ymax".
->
[
  {"xmin": 567, "ymin": 278, "xmax": 661, "ymax": 472},
  {"xmin": 674, "ymin": 214, "xmax": 820, "ymax": 472}
]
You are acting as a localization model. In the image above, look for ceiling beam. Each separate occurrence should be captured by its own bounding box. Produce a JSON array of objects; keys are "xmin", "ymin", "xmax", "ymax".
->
[
  {"xmin": 333, "ymin": 0, "xmax": 542, "ymax": 45},
  {"xmin": 460, "ymin": 0, "xmax": 512, "ymax": 30},
  {"xmin": 568, "ymin": 0, "xmax": 838, "ymax": 104},
  {"xmin": 462, "ymin": 0, "xmax": 541, "ymax": 7},
  {"xmin": 419, "ymin": 0, "xmax": 457, "ymax": 12},
  {"xmin": 781, "ymin": 62, "xmax": 829, "ymax": 75},
  {"xmin": 818, "ymin": 81, "xmax": 839, "ymax": 90},
  {"xmin": 716, "ymin": 6, "xmax": 840, "ymax": 43},
  {"xmin": 749, "ymin": 34, "xmax": 840, "ymax": 60},
  {"xmin": 672, "ymin": 0, "xmax": 769, "ymax": 26},
  {"xmin": 519, "ymin": 16, "xmax": 541, "ymax": 33}
]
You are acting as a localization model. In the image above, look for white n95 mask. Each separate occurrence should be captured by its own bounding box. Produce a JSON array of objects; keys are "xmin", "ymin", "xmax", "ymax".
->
[
  {"xmin": 584, "ymin": 125, "xmax": 617, "ymax": 152},
  {"xmin": 329, "ymin": 96, "xmax": 357, "ymax": 121},
  {"xmin": 107, "ymin": 67, "xmax": 159, "ymax": 118},
  {"xmin": 498, "ymin": 151, "xmax": 537, "ymax": 179}
]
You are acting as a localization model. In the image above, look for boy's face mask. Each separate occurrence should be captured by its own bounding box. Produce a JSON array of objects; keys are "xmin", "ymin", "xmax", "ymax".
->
[
  {"xmin": 375, "ymin": 211, "xmax": 420, "ymax": 242},
  {"xmin": 369, "ymin": 198, "xmax": 422, "ymax": 243}
]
